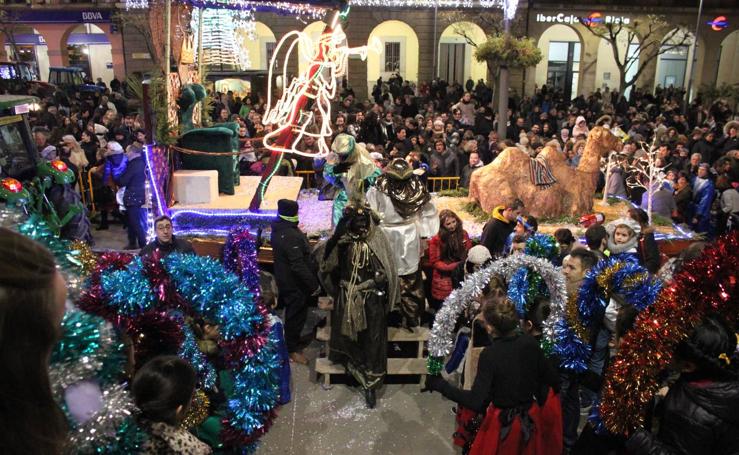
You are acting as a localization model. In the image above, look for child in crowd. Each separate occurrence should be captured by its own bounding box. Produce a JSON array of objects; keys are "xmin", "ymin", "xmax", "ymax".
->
[
  {"xmin": 605, "ymin": 218, "xmax": 641, "ymax": 262},
  {"xmin": 132, "ymin": 356, "xmax": 212, "ymax": 454},
  {"xmin": 505, "ymin": 215, "xmax": 538, "ymax": 255},
  {"xmin": 427, "ymin": 299, "xmax": 561, "ymax": 455}
]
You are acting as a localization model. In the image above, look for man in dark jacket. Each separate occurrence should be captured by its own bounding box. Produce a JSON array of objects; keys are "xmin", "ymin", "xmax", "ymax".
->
[
  {"xmin": 480, "ymin": 199, "xmax": 524, "ymax": 257},
  {"xmin": 271, "ymin": 199, "xmax": 320, "ymax": 365},
  {"xmin": 691, "ymin": 131, "xmax": 717, "ymax": 165},
  {"xmin": 116, "ymin": 147, "xmax": 147, "ymax": 250},
  {"xmin": 139, "ymin": 215, "xmax": 194, "ymax": 258}
]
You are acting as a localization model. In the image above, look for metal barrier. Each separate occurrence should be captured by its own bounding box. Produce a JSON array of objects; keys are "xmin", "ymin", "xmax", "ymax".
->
[
  {"xmin": 427, "ymin": 176, "xmax": 460, "ymax": 192},
  {"xmin": 85, "ymin": 169, "xmax": 97, "ymax": 214},
  {"xmin": 296, "ymin": 170, "xmax": 316, "ymax": 189}
]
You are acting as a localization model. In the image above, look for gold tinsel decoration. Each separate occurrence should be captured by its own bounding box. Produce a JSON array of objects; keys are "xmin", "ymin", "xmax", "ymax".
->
[
  {"xmin": 595, "ymin": 261, "xmax": 624, "ymax": 297},
  {"xmin": 69, "ymin": 240, "xmax": 98, "ymax": 275},
  {"xmin": 182, "ymin": 389, "xmax": 210, "ymax": 429},
  {"xmin": 565, "ymin": 292, "xmax": 590, "ymax": 342}
]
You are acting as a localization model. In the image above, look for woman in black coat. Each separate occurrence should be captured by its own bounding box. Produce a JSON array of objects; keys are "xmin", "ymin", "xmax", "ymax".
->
[{"xmin": 627, "ymin": 314, "xmax": 739, "ymax": 455}]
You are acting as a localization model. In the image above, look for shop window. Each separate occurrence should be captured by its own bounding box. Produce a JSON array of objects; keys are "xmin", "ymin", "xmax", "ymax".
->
[
  {"xmin": 546, "ymin": 41, "xmax": 580, "ymax": 100},
  {"xmin": 655, "ymin": 44, "xmax": 689, "ymax": 89},
  {"xmin": 384, "ymin": 42, "xmax": 401, "ymax": 73}
]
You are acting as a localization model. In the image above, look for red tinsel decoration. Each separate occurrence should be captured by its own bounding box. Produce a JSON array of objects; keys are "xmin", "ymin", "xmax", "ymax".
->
[
  {"xmin": 600, "ymin": 232, "xmax": 739, "ymax": 435},
  {"xmin": 129, "ymin": 311, "xmax": 185, "ymax": 369},
  {"xmin": 141, "ymin": 250, "xmax": 190, "ymax": 312},
  {"xmin": 220, "ymin": 409, "xmax": 278, "ymax": 447},
  {"xmin": 77, "ymin": 252, "xmax": 135, "ymax": 320}
]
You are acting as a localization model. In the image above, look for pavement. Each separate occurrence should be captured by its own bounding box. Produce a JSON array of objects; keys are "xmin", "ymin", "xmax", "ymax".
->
[
  {"xmin": 257, "ymin": 317, "xmax": 457, "ymax": 455},
  {"xmin": 88, "ymin": 224, "xmax": 458, "ymax": 455}
]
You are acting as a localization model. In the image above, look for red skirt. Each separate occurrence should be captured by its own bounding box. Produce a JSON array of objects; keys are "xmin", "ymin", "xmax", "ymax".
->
[{"xmin": 468, "ymin": 390, "xmax": 563, "ymax": 455}]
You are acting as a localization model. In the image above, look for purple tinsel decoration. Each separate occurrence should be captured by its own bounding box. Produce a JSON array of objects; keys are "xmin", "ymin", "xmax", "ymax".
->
[{"xmin": 223, "ymin": 225, "xmax": 262, "ymax": 300}]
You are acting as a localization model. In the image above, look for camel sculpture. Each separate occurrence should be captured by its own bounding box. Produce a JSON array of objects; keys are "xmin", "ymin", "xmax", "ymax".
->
[{"xmin": 469, "ymin": 126, "xmax": 622, "ymax": 218}]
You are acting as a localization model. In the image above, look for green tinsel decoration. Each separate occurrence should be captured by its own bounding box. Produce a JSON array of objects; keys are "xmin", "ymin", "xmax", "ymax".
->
[{"xmin": 427, "ymin": 356, "xmax": 444, "ymax": 376}]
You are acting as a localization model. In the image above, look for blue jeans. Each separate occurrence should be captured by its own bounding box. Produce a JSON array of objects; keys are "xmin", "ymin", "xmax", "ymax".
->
[
  {"xmin": 581, "ymin": 327, "xmax": 611, "ymax": 407},
  {"xmin": 560, "ymin": 371, "xmax": 580, "ymax": 448},
  {"xmin": 125, "ymin": 205, "xmax": 147, "ymax": 248}
]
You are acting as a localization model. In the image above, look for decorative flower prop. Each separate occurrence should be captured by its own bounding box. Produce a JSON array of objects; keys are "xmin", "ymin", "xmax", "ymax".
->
[
  {"xmin": 79, "ymin": 250, "xmax": 281, "ymax": 452},
  {"xmin": 553, "ymin": 259, "xmax": 662, "ymax": 373},
  {"xmin": 600, "ymin": 232, "xmax": 739, "ymax": 435},
  {"xmin": 427, "ymin": 254, "xmax": 567, "ymax": 375}
]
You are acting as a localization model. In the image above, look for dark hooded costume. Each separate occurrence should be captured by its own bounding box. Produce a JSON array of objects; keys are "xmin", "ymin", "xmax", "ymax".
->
[{"xmin": 318, "ymin": 201, "xmax": 399, "ymax": 407}]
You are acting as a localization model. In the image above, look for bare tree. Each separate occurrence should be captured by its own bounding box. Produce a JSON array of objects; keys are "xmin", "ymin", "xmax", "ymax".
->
[
  {"xmin": 114, "ymin": 10, "xmax": 162, "ymax": 71},
  {"xmin": 626, "ymin": 141, "xmax": 668, "ymax": 225},
  {"xmin": 581, "ymin": 16, "xmax": 691, "ymax": 95}
]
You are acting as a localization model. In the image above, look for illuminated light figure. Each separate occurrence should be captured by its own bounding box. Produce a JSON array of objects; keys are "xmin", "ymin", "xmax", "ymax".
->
[{"xmin": 261, "ymin": 11, "xmax": 380, "ymax": 158}]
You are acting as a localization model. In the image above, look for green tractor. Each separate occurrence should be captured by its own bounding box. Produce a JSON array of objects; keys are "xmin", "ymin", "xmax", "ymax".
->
[{"xmin": 0, "ymin": 94, "xmax": 90, "ymax": 240}]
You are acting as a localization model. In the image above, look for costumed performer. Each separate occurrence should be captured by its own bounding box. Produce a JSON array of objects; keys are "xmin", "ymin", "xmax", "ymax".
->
[
  {"xmin": 366, "ymin": 158, "xmax": 439, "ymax": 329},
  {"xmin": 318, "ymin": 193, "xmax": 399, "ymax": 408},
  {"xmin": 323, "ymin": 133, "xmax": 381, "ymax": 226},
  {"xmin": 425, "ymin": 299, "xmax": 560, "ymax": 455}
]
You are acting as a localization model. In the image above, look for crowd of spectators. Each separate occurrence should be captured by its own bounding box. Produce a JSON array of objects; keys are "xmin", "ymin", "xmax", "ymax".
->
[
  {"xmin": 229, "ymin": 75, "xmax": 738, "ymax": 237},
  {"xmin": 22, "ymin": 72, "xmax": 739, "ymax": 243}
]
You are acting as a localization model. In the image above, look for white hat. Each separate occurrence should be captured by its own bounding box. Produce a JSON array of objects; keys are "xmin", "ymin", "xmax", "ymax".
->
[
  {"xmin": 467, "ymin": 245, "xmax": 492, "ymax": 265},
  {"xmin": 369, "ymin": 151, "xmax": 384, "ymax": 161}
]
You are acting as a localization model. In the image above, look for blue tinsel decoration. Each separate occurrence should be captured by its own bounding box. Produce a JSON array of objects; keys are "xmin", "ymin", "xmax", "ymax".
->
[
  {"xmin": 163, "ymin": 253, "xmax": 264, "ymax": 341},
  {"xmin": 553, "ymin": 258, "xmax": 662, "ymax": 373},
  {"xmin": 100, "ymin": 257, "xmax": 155, "ymax": 315},
  {"xmin": 179, "ymin": 322, "xmax": 217, "ymax": 390},
  {"xmin": 524, "ymin": 233, "xmax": 560, "ymax": 262},
  {"xmin": 508, "ymin": 267, "xmax": 530, "ymax": 318}
]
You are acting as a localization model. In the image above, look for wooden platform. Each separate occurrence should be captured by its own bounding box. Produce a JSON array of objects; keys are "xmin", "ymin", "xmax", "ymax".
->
[{"xmin": 314, "ymin": 325, "xmax": 430, "ymax": 388}]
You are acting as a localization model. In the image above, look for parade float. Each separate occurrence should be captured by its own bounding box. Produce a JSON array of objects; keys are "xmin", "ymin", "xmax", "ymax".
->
[{"xmin": 125, "ymin": 0, "xmax": 695, "ymax": 263}]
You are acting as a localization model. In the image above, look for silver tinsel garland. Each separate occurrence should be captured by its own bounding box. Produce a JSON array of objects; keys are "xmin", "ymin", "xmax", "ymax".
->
[
  {"xmin": 67, "ymin": 383, "xmax": 136, "ymax": 452},
  {"xmin": 428, "ymin": 254, "xmax": 567, "ymax": 358}
]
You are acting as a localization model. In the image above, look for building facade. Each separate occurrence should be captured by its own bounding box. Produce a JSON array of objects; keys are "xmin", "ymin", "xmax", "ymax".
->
[
  {"xmin": 1, "ymin": 0, "xmax": 736, "ymax": 101},
  {"xmin": 0, "ymin": 1, "xmax": 124, "ymax": 83}
]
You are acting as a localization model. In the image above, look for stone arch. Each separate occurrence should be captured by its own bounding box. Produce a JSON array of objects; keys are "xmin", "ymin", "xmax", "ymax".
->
[
  {"xmin": 240, "ymin": 21, "xmax": 277, "ymax": 71},
  {"xmin": 437, "ymin": 21, "xmax": 487, "ymax": 85},
  {"xmin": 653, "ymin": 27, "xmax": 700, "ymax": 92},
  {"xmin": 366, "ymin": 19, "xmax": 419, "ymax": 95},
  {"xmin": 716, "ymin": 29, "xmax": 739, "ymax": 87},
  {"xmin": 535, "ymin": 23, "xmax": 583, "ymax": 99},
  {"xmin": 60, "ymin": 23, "xmax": 113, "ymax": 84}
]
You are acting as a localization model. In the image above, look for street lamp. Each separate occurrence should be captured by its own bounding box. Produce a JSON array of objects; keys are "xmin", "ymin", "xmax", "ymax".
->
[{"xmin": 684, "ymin": 0, "xmax": 704, "ymax": 112}]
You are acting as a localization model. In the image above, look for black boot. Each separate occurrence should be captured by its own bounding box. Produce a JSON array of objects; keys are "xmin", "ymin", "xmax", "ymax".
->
[
  {"xmin": 96, "ymin": 210, "xmax": 109, "ymax": 230},
  {"xmin": 364, "ymin": 388, "xmax": 376, "ymax": 409}
]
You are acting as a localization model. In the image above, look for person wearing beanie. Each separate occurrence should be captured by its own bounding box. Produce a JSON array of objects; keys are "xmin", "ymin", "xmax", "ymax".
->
[{"xmin": 270, "ymin": 199, "xmax": 320, "ymax": 365}]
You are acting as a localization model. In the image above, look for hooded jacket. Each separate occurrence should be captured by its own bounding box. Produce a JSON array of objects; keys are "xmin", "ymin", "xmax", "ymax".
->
[
  {"xmin": 481, "ymin": 206, "xmax": 514, "ymax": 258},
  {"xmin": 627, "ymin": 376, "xmax": 739, "ymax": 455},
  {"xmin": 572, "ymin": 116, "xmax": 589, "ymax": 138}
]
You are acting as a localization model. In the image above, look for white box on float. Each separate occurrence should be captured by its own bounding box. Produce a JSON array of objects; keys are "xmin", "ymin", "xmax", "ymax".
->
[{"xmin": 172, "ymin": 170, "xmax": 219, "ymax": 205}]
